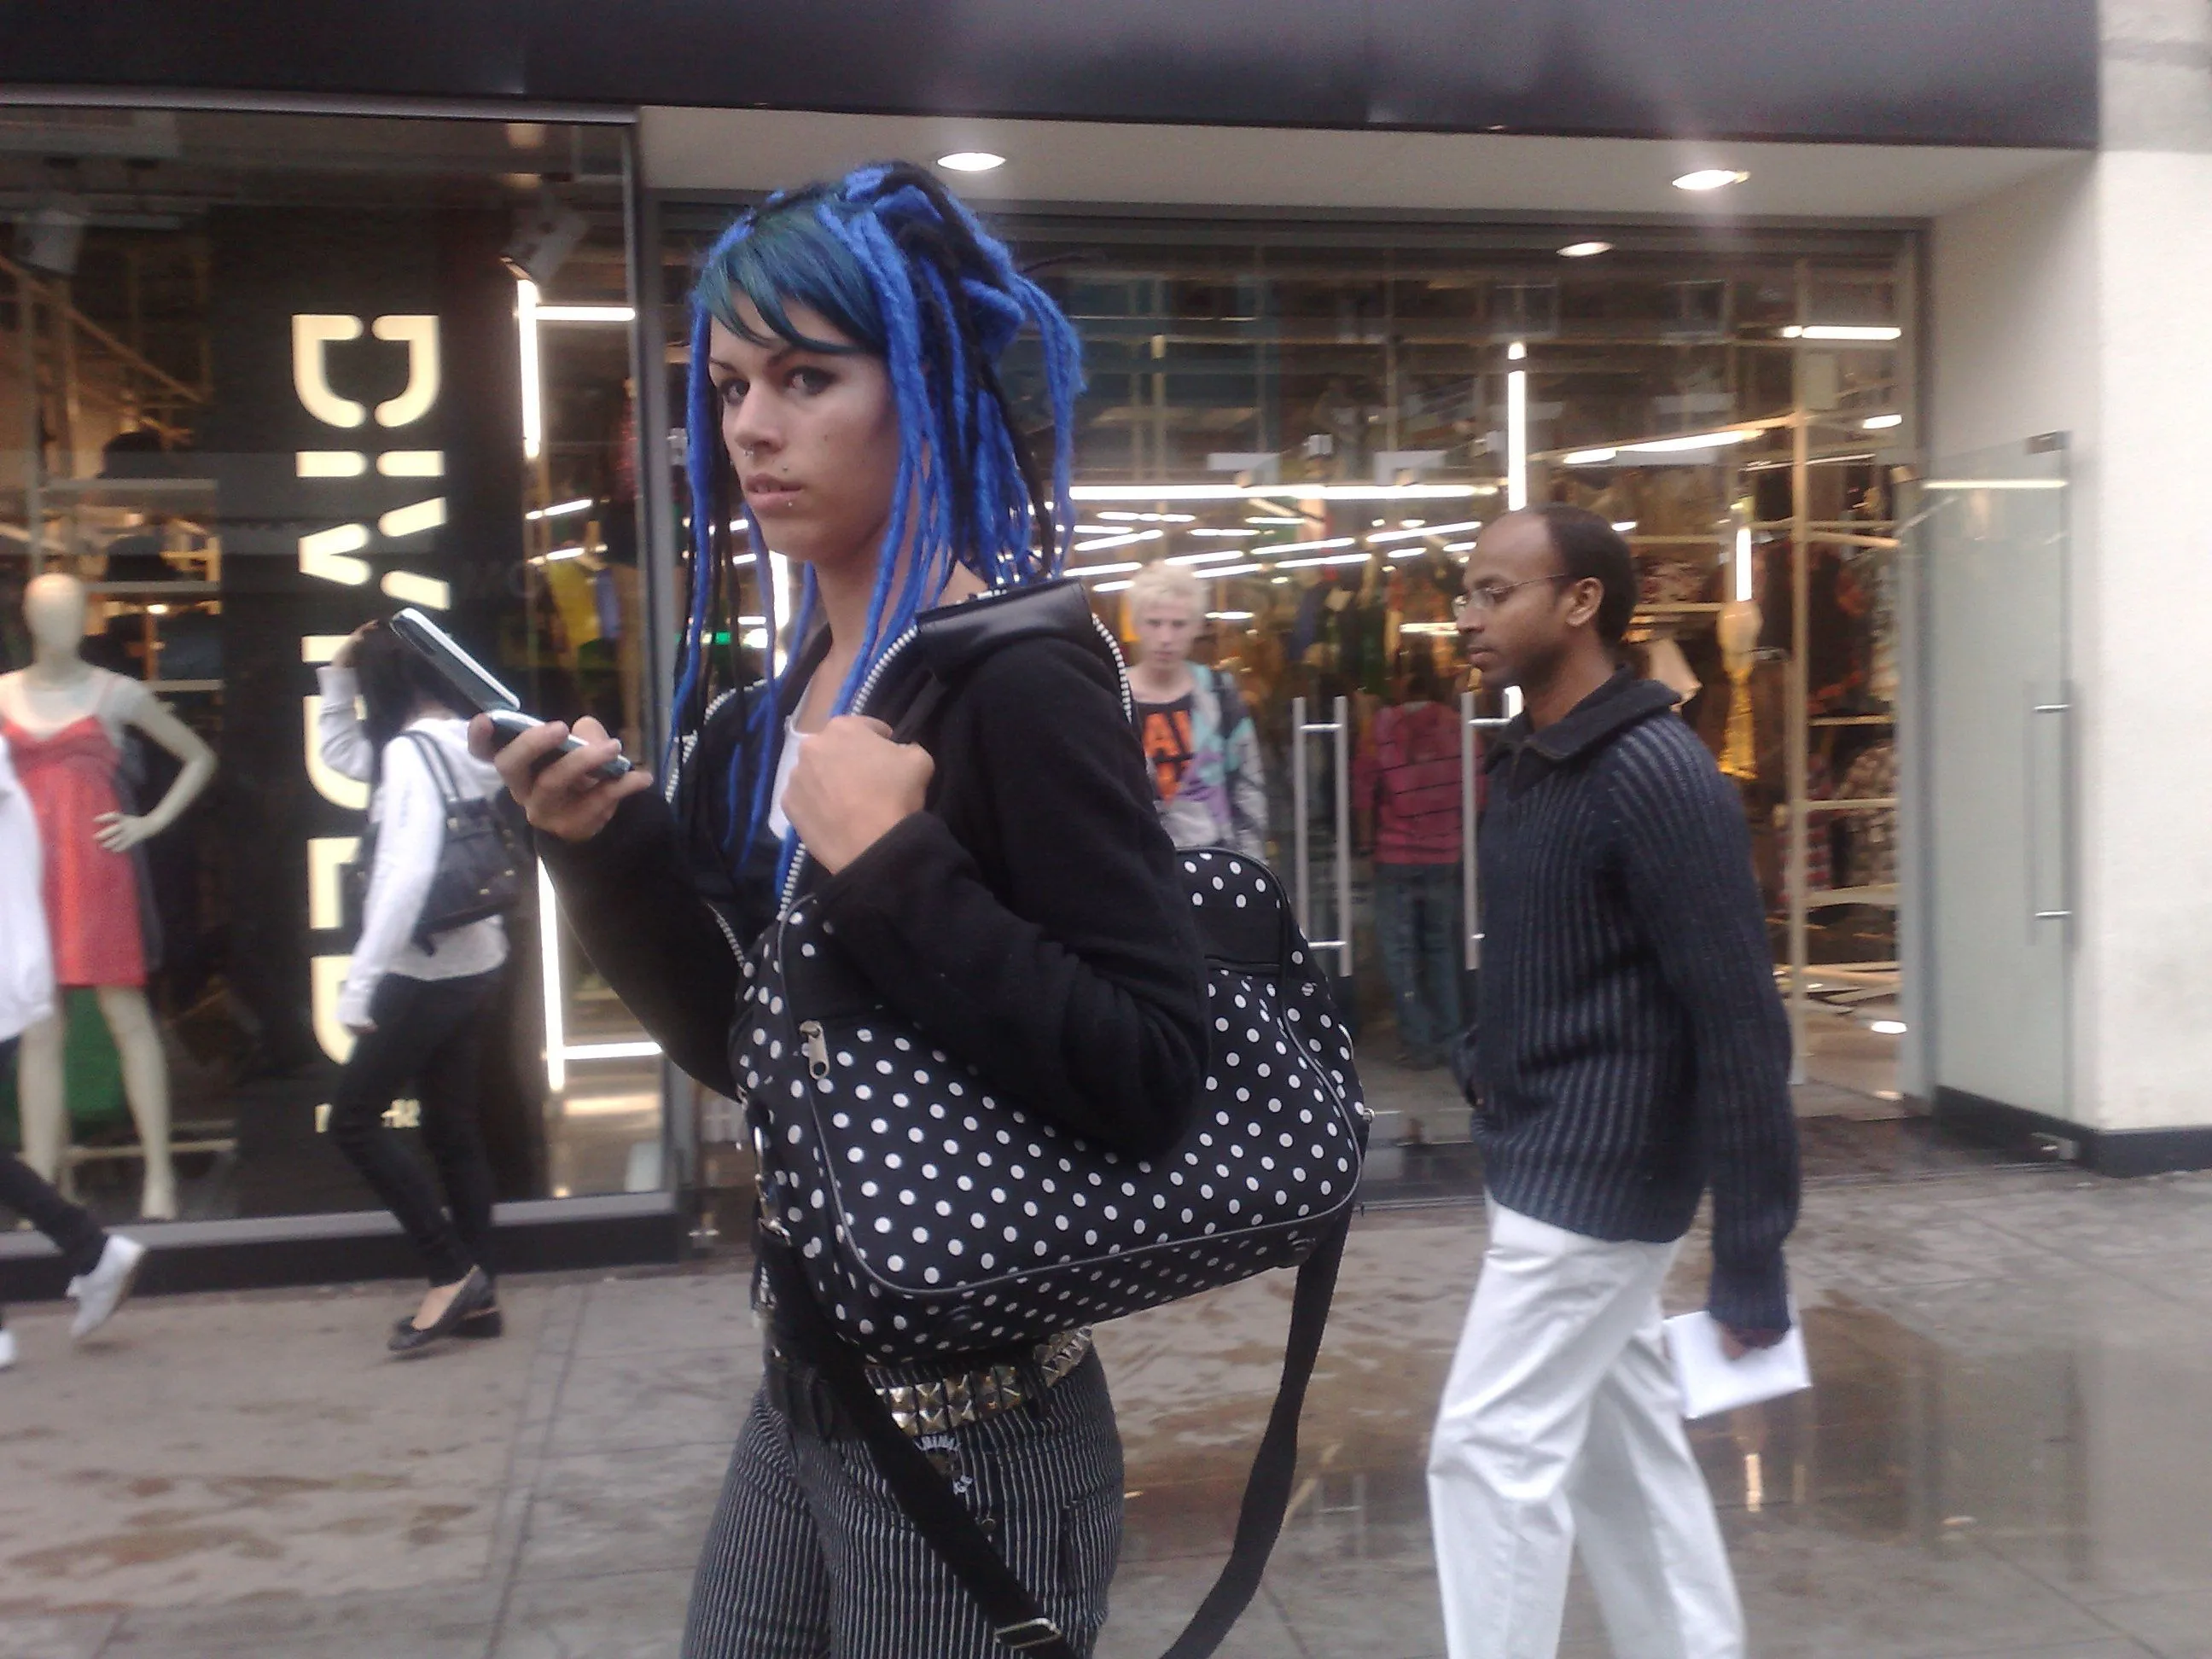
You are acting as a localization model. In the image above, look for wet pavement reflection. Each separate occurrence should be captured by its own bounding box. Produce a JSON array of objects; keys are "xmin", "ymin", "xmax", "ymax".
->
[
  {"xmin": 7, "ymin": 1121, "xmax": 2212, "ymax": 1657},
  {"xmin": 1099, "ymin": 1143, "xmax": 2212, "ymax": 1659}
]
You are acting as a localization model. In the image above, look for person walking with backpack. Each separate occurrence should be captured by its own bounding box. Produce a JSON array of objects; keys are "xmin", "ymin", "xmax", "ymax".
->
[
  {"xmin": 1429, "ymin": 505, "xmax": 1800, "ymax": 1659},
  {"xmin": 318, "ymin": 620, "xmax": 510, "ymax": 1352},
  {"xmin": 476, "ymin": 166, "xmax": 1219, "ymax": 1658},
  {"xmin": 1125, "ymin": 561, "xmax": 1268, "ymax": 860}
]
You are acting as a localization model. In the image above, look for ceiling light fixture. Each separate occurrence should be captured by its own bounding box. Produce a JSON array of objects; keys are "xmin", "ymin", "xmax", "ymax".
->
[
  {"xmin": 1441, "ymin": 540, "xmax": 1477, "ymax": 553},
  {"xmin": 1260, "ymin": 536, "xmax": 1359, "ymax": 556},
  {"xmin": 1195, "ymin": 562, "xmax": 1264, "ymax": 579},
  {"xmin": 1557, "ymin": 241, "xmax": 1614, "ymax": 259},
  {"xmin": 1275, "ymin": 550, "xmax": 1373, "ymax": 569},
  {"xmin": 1870, "ymin": 1019, "xmax": 1908, "ymax": 1036},
  {"xmin": 1612, "ymin": 520, "xmax": 1639, "ymax": 533},
  {"xmin": 1167, "ymin": 550, "xmax": 1253, "ymax": 567},
  {"xmin": 1674, "ymin": 168, "xmax": 1749, "ymax": 192},
  {"xmin": 1189, "ymin": 527, "xmax": 1261, "ymax": 538},
  {"xmin": 1782, "ymin": 324, "xmax": 1902, "ymax": 341},
  {"xmin": 937, "ymin": 151, "xmax": 1005, "ymax": 173},
  {"xmin": 1247, "ymin": 515, "xmax": 1307, "ymax": 526},
  {"xmin": 1621, "ymin": 429, "xmax": 1755, "ymax": 454},
  {"xmin": 1208, "ymin": 610, "xmax": 1255, "ymax": 621},
  {"xmin": 1367, "ymin": 519, "xmax": 1483, "ymax": 544},
  {"xmin": 1070, "ymin": 560, "xmax": 1144, "ymax": 576},
  {"xmin": 1563, "ymin": 447, "xmax": 1619, "ymax": 466},
  {"xmin": 527, "ymin": 498, "xmax": 592, "ymax": 521},
  {"xmin": 1862, "ymin": 413, "xmax": 1903, "ymax": 430},
  {"xmin": 1072, "ymin": 528, "xmax": 1165, "ymax": 554},
  {"xmin": 1073, "ymin": 483, "xmax": 1486, "ymax": 502}
]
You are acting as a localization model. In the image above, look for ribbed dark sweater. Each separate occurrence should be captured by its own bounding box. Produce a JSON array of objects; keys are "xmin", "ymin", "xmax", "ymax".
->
[{"xmin": 1467, "ymin": 672, "xmax": 1800, "ymax": 1331}]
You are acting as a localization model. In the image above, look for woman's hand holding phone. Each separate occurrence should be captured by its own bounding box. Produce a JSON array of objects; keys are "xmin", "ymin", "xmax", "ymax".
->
[{"xmin": 470, "ymin": 714, "xmax": 653, "ymax": 841}]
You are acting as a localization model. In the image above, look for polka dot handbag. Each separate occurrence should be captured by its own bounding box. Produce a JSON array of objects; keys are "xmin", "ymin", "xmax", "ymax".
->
[{"xmin": 737, "ymin": 847, "xmax": 1371, "ymax": 1363}]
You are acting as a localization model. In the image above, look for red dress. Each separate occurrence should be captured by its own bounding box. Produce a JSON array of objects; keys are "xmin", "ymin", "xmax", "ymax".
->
[{"xmin": 1, "ymin": 714, "xmax": 146, "ymax": 987}]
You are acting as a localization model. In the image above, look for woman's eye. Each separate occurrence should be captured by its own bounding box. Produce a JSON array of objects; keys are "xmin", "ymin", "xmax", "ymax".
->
[
  {"xmin": 790, "ymin": 366, "xmax": 833, "ymax": 395},
  {"xmin": 716, "ymin": 379, "xmax": 748, "ymax": 407}
]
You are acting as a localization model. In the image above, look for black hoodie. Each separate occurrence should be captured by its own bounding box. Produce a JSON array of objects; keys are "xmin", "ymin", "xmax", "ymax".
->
[{"xmin": 538, "ymin": 581, "xmax": 1208, "ymax": 1160}]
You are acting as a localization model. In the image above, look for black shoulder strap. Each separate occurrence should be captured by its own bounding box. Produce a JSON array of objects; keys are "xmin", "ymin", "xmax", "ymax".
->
[
  {"xmin": 758, "ymin": 1212, "xmax": 1350, "ymax": 1659},
  {"xmin": 397, "ymin": 729, "xmax": 463, "ymax": 807}
]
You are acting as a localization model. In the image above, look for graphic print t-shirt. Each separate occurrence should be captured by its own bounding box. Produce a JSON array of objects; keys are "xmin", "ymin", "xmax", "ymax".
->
[{"xmin": 1138, "ymin": 695, "xmax": 1196, "ymax": 803}]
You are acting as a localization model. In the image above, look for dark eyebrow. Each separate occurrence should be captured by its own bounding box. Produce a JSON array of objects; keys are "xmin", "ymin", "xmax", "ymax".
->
[{"xmin": 707, "ymin": 344, "xmax": 800, "ymax": 377}]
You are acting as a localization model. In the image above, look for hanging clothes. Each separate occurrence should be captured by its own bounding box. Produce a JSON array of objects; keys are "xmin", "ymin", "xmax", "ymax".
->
[{"xmin": 0, "ymin": 733, "xmax": 57, "ymax": 1040}]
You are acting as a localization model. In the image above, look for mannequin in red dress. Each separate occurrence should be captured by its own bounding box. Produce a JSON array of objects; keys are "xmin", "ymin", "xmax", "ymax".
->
[{"xmin": 0, "ymin": 573, "xmax": 215, "ymax": 1220}]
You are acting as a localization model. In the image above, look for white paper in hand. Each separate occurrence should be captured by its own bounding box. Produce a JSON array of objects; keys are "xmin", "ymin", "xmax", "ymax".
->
[{"xmin": 1663, "ymin": 1308, "xmax": 1811, "ymax": 1420}]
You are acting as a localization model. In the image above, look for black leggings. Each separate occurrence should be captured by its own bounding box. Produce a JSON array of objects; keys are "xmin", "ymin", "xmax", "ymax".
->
[{"xmin": 329, "ymin": 969, "xmax": 501, "ymax": 1286}]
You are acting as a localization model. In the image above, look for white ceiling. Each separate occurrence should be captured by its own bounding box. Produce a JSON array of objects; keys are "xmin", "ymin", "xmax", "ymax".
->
[{"xmin": 640, "ymin": 106, "xmax": 2075, "ymax": 222}]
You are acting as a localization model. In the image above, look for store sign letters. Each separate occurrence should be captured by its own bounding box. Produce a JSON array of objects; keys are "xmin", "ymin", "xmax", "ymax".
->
[{"xmin": 291, "ymin": 310, "xmax": 451, "ymax": 1062}]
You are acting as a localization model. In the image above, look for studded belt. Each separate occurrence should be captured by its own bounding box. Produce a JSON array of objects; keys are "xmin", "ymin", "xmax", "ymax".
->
[{"xmin": 767, "ymin": 1328, "xmax": 1094, "ymax": 1439}]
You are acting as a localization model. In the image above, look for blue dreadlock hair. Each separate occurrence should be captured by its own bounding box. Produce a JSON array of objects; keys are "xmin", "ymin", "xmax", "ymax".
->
[{"xmin": 670, "ymin": 161, "xmax": 1086, "ymax": 874}]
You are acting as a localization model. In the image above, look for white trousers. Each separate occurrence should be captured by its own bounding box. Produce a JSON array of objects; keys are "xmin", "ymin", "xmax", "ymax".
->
[{"xmin": 1426, "ymin": 1203, "xmax": 1745, "ymax": 1659}]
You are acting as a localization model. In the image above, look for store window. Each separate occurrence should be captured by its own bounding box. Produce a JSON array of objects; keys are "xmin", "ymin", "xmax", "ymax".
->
[
  {"xmin": 658, "ymin": 205, "xmax": 1910, "ymax": 1142},
  {"xmin": 1, "ymin": 109, "xmax": 655, "ymax": 1225}
]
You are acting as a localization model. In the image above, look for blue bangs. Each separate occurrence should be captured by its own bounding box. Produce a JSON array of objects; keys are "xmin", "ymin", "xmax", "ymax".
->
[{"xmin": 694, "ymin": 202, "xmax": 887, "ymax": 359}]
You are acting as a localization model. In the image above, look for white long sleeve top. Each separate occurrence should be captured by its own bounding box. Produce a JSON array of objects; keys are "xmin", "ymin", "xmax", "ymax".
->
[
  {"xmin": 318, "ymin": 667, "xmax": 509, "ymax": 1028},
  {"xmin": 0, "ymin": 733, "xmax": 57, "ymax": 1042}
]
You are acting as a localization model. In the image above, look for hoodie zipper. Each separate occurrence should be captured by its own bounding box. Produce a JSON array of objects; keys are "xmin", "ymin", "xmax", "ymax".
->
[{"xmin": 777, "ymin": 626, "xmax": 919, "ymax": 917}]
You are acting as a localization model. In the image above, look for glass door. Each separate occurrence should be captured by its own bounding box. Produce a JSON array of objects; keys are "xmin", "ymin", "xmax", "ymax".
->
[{"xmin": 1916, "ymin": 438, "xmax": 2072, "ymax": 1120}]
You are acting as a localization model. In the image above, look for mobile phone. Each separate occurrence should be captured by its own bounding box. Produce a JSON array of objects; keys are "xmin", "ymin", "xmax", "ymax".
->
[{"xmin": 388, "ymin": 608, "xmax": 633, "ymax": 782}]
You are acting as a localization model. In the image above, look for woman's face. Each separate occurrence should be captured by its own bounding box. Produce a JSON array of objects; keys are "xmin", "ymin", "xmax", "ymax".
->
[{"xmin": 707, "ymin": 300, "xmax": 900, "ymax": 576}]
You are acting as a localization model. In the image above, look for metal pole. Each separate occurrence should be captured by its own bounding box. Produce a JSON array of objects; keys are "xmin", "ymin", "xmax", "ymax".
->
[
  {"xmin": 1291, "ymin": 695, "xmax": 1312, "ymax": 939},
  {"xmin": 1331, "ymin": 694, "xmax": 1353, "ymax": 980},
  {"xmin": 21, "ymin": 269, "xmax": 43, "ymax": 575},
  {"xmin": 1787, "ymin": 262, "xmax": 1812, "ymax": 1086}
]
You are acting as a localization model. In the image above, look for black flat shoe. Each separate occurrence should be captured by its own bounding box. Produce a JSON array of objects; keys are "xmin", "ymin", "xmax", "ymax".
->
[
  {"xmin": 388, "ymin": 1266, "xmax": 495, "ymax": 1353},
  {"xmin": 391, "ymin": 1304, "xmax": 501, "ymax": 1341}
]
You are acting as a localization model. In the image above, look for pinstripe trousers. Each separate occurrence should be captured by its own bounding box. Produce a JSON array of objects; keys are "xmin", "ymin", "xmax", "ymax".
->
[{"xmin": 683, "ymin": 1352, "xmax": 1126, "ymax": 1658}]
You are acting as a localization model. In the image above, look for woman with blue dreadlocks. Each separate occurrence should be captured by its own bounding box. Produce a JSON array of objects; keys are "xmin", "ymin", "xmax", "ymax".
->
[{"xmin": 476, "ymin": 164, "xmax": 1206, "ymax": 1656}]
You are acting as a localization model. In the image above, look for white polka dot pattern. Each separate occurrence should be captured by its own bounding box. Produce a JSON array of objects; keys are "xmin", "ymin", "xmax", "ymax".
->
[{"xmin": 736, "ymin": 849, "xmax": 1370, "ymax": 1362}]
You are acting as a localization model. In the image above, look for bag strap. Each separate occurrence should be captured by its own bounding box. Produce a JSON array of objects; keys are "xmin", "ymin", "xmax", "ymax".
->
[
  {"xmin": 757, "ymin": 1210, "xmax": 1351, "ymax": 1659},
  {"xmin": 398, "ymin": 729, "xmax": 463, "ymax": 809}
]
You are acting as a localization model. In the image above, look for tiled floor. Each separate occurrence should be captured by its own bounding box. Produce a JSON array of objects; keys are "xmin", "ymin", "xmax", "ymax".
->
[{"xmin": 5, "ymin": 1125, "xmax": 2212, "ymax": 1657}]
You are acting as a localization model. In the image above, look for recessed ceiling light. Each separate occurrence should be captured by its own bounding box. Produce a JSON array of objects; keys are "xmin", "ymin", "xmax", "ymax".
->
[
  {"xmin": 1558, "ymin": 241, "xmax": 1614, "ymax": 259},
  {"xmin": 1674, "ymin": 169, "xmax": 1749, "ymax": 192},
  {"xmin": 1863, "ymin": 413, "xmax": 1903, "ymax": 430},
  {"xmin": 937, "ymin": 151, "xmax": 1005, "ymax": 173}
]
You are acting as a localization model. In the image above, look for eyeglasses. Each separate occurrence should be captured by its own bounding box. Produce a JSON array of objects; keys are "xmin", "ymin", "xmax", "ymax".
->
[{"xmin": 1452, "ymin": 575, "xmax": 1569, "ymax": 620}]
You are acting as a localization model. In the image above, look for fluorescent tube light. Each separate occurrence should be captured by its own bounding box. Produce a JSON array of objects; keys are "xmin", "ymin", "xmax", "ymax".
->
[
  {"xmin": 527, "ymin": 498, "xmax": 592, "ymax": 521},
  {"xmin": 1674, "ymin": 169, "xmax": 1749, "ymax": 192},
  {"xmin": 1507, "ymin": 370, "xmax": 1528, "ymax": 509},
  {"xmin": 1558, "ymin": 241, "xmax": 1613, "ymax": 259},
  {"xmin": 1782, "ymin": 324, "xmax": 1901, "ymax": 342},
  {"xmin": 1072, "ymin": 529, "xmax": 1165, "ymax": 553},
  {"xmin": 1563, "ymin": 448, "xmax": 1618, "ymax": 466},
  {"xmin": 1367, "ymin": 520, "xmax": 1482, "ymax": 544},
  {"xmin": 1260, "ymin": 537, "xmax": 1358, "ymax": 556},
  {"xmin": 1862, "ymin": 414, "xmax": 1903, "ymax": 430},
  {"xmin": 1275, "ymin": 550, "xmax": 1371, "ymax": 569},
  {"xmin": 1621, "ymin": 430, "xmax": 1754, "ymax": 454},
  {"xmin": 937, "ymin": 151, "xmax": 1006, "ymax": 172}
]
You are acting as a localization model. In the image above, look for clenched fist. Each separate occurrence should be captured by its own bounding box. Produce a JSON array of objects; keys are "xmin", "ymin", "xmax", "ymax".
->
[{"xmin": 782, "ymin": 716, "xmax": 933, "ymax": 874}]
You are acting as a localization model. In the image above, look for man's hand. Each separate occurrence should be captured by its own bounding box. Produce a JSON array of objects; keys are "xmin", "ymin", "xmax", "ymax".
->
[
  {"xmin": 782, "ymin": 716, "xmax": 933, "ymax": 874},
  {"xmin": 1720, "ymin": 1324, "xmax": 1787, "ymax": 1360},
  {"xmin": 471, "ymin": 714, "xmax": 653, "ymax": 842}
]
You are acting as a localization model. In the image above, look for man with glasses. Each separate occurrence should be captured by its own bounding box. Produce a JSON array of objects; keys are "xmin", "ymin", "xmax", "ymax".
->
[{"xmin": 1427, "ymin": 505, "xmax": 1800, "ymax": 1659}]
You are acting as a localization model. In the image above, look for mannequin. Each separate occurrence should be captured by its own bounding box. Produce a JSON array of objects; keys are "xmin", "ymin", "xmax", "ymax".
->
[{"xmin": 0, "ymin": 573, "xmax": 214, "ymax": 1219}]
